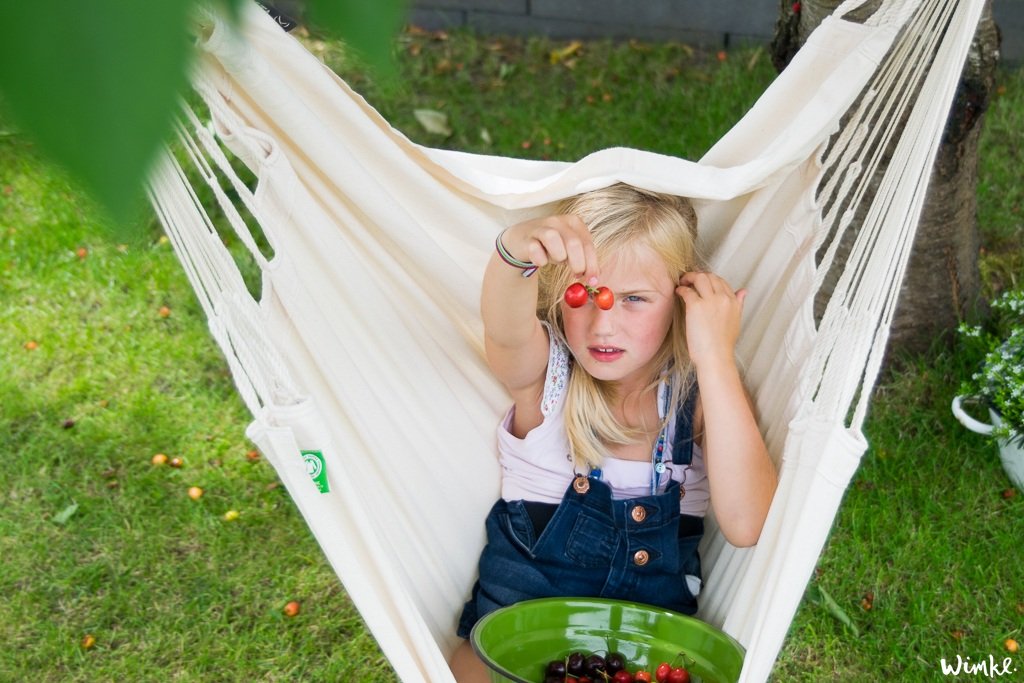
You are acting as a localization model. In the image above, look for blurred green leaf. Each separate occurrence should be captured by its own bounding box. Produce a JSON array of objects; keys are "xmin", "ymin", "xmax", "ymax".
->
[
  {"xmin": 0, "ymin": 0, "xmax": 404, "ymax": 231},
  {"xmin": 304, "ymin": 0, "xmax": 407, "ymax": 75},
  {"xmin": 0, "ymin": 0, "xmax": 196, "ymax": 226}
]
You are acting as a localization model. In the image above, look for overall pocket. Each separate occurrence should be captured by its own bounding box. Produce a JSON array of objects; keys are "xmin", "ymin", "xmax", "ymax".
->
[
  {"xmin": 564, "ymin": 510, "xmax": 619, "ymax": 568},
  {"xmin": 499, "ymin": 500, "xmax": 538, "ymax": 558}
]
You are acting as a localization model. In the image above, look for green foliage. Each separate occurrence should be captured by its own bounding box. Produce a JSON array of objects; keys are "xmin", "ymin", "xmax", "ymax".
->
[
  {"xmin": 958, "ymin": 289, "xmax": 1024, "ymax": 446},
  {"xmin": 0, "ymin": 0, "xmax": 403, "ymax": 227}
]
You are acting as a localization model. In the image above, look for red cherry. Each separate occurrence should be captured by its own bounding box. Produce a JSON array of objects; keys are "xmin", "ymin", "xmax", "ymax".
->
[
  {"xmin": 594, "ymin": 286, "xmax": 614, "ymax": 310},
  {"xmin": 655, "ymin": 663, "xmax": 672, "ymax": 683},
  {"xmin": 634, "ymin": 672, "xmax": 652, "ymax": 683},
  {"xmin": 564, "ymin": 282, "xmax": 589, "ymax": 308},
  {"xmin": 613, "ymin": 670, "xmax": 633, "ymax": 683},
  {"xmin": 667, "ymin": 667, "xmax": 690, "ymax": 683}
]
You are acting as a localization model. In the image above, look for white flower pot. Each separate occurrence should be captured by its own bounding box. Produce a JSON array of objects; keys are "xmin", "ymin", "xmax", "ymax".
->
[{"xmin": 952, "ymin": 395, "xmax": 1024, "ymax": 491}]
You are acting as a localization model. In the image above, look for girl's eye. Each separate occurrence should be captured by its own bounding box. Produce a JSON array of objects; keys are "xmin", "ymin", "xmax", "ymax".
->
[{"xmin": 625, "ymin": 295, "xmax": 646, "ymax": 303}]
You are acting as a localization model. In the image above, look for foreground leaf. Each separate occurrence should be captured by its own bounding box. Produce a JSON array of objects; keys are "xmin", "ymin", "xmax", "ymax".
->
[
  {"xmin": 304, "ymin": 0, "xmax": 406, "ymax": 75},
  {"xmin": 0, "ymin": 0, "xmax": 196, "ymax": 225}
]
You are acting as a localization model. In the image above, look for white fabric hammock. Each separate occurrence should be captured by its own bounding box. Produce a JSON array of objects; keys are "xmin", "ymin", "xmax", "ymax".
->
[{"xmin": 147, "ymin": 0, "xmax": 983, "ymax": 680}]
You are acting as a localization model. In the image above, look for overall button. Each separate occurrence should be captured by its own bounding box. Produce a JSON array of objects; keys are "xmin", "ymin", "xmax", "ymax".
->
[
  {"xmin": 630, "ymin": 505, "xmax": 647, "ymax": 523},
  {"xmin": 633, "ymin": 549, "xmax": 650, "ymax": 566}
]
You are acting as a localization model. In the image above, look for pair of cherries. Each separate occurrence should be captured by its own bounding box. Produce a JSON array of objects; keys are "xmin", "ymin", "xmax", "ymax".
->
[{"xmin": 564, "ymin": 282, "xmax": 614, "ymax": 310}]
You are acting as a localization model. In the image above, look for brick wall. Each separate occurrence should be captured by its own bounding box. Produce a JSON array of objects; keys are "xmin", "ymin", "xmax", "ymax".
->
[{"xmin": 409, "ymin": 0, "xmax": 1023, "ymax": 63}]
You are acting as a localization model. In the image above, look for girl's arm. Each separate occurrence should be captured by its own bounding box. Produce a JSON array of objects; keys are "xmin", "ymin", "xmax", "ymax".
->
[
  {"xmin": 482, "ymin": 215, "xmax": 598, "ymax": 437},
  {"xmin": 677, "ymin": 272, "xmax": 777, "ymax": 547}
]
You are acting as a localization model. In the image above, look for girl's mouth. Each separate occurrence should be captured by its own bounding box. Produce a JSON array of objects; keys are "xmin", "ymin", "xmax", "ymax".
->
[{"xmin": 588, "ymin": 346, "xmax": 624, "ymax": 362}]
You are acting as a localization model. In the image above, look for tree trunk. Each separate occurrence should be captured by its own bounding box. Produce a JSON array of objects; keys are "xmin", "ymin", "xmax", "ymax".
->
[{"xmin": 771, "ymin": 0, "xmax": 1000, "ymax": 360}]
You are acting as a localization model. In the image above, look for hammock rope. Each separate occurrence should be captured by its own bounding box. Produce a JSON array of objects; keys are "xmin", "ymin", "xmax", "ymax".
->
[{"xmin": 147, "ymin": 1, "xmax": 984, "ymax": 680}]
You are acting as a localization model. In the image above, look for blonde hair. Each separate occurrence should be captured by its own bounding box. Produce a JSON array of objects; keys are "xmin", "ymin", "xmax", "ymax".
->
[{"xmin": 537, "ymin": 183, "xmax": 704, "ymax": 470}]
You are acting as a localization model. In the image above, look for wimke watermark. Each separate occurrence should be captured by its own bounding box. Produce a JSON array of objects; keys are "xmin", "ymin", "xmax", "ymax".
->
[{"xmin": 940, "ymin": 654, "xmax": 1019, "ymax": 678}]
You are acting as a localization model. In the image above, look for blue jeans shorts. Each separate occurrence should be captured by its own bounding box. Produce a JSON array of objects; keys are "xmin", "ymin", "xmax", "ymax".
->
[{"xmin": 457, "ymin": 477, "xmax": 703, "ymax": 638}]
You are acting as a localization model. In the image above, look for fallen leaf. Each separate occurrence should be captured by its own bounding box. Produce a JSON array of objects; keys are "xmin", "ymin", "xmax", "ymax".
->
[
  {"xmin": 807, "ymin": 583, "xmax": 860, "ymax": 636},
  {"xmin": 747, "ymin": 47, "xmax": 764, "ymax": 71},
  {"xmin": 413, "ymin": 109, "xmax": 452, "ymax": 137},
  {"xmin": 53, "ymin": 503, "xmax": 79, "ymax": 525},
  {"xmin": 550, "ymin": 40, "xmax": 582, "ymax": 65}
]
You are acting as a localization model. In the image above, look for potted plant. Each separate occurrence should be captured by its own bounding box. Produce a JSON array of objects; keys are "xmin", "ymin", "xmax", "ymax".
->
[{"xmin": 952, "ymin": 287, "xmax": 1024, "ymax": 491}]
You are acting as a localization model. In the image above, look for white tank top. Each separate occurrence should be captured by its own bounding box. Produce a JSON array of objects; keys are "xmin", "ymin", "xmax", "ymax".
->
[{"xmin": 497, "ymin": 327, "xmax": 710, "ymax": 517}]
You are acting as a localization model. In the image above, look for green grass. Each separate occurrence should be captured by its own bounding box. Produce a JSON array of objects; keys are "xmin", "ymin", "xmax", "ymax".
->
[{"xmin": 2, "ymin": 24, "xmax": 1023, "ymax": 682}]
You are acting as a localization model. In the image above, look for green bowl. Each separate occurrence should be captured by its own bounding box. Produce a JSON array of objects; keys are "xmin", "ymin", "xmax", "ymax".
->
[{"xmin": 470, "ymin": 597, "xmax": 745, "ymax": 683}]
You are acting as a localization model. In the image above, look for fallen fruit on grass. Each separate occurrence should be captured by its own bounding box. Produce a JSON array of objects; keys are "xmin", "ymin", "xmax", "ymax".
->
[
  {"xmin": 24, "ymin": 340, "xmax": 38, "ymax": 351},
  {"xmin": 283, "ymin": 600, "xmax": 301, "ymax": 617},
  {"xmin": 151, "ymin": 453, "xmax": 169, "ymax": 466},
  {"xmin": 187, "ymin": 486, "xmax": 204, "ymax": 500},
  {"xmin": 1006, "ymin": 638, "xmax": 1019, "ymax": 653},
  {"xmin": 594, "ymin": 286, "xmax": 614, "ymax": 310},
  {"xmin": 564, "ymin": 282, "xmax": 589, "ymax": 308},
  {"xmin": 169, "ymin": 457, "xmax": 184, "ymax": 468},
  {"xmin": 223, "ymin": 510, "xmax": 240, "ymax": 522},
  {"xmin": 76, "ymin": 247, "xmax": 88, "ymax": 259},
  {"xmin": 245, "ymin": 449, "xmax": 261, "ymax": 462},
  {"xmin": 81, "ymin": 634, "xmax": 96, "ymax": 649},
  {"xmin": 158, "ymin": 306, "xmax": 171, "ymax": 318}
]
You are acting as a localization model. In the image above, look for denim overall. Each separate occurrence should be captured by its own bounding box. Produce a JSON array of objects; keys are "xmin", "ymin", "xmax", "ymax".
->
[{"xmin": 457, "ymin": 393, "xmax": 703, "ymax": 638}]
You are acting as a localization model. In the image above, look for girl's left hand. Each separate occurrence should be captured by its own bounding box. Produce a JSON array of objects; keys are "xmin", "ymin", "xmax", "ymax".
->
[{"xmin": 676, "ymin": 271, "xmax": 746, "ymax": 369}]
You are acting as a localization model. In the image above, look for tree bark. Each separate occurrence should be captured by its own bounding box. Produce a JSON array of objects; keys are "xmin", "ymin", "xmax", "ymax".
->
[{"xmin": 771, "ymin": 0, "xmax": 1000, "ymax": 360}]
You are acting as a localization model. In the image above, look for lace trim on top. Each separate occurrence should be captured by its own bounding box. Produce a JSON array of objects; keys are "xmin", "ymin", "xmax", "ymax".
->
[{"xmin": 541, "ymin": 324, "xmax": 570, "ymax": 417}]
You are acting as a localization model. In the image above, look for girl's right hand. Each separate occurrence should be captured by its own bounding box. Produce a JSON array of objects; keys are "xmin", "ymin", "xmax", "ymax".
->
[{"xmin": 500, "ymin": 214, "xmax": 600, "ymax": 282}]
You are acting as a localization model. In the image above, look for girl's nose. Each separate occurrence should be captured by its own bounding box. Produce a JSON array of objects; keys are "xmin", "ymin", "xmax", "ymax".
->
[{"xmin": 589, "ymin": 303, "xmax": 617, "ymax": 335}]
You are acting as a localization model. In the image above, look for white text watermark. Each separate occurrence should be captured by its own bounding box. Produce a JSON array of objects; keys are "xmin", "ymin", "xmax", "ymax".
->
[{"xmin": 940, "ymin": 654, "xmax": 1019, "ymax": 678}]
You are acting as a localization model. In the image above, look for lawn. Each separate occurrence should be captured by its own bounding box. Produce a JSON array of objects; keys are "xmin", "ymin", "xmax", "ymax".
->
[{"xmin": 1, "ymin": 21, "xmax": 1022, "ymax": 683}]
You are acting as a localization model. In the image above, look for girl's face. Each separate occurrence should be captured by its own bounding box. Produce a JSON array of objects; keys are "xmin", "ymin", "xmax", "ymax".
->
[{"xmin": 561, "ymin": 243, "xmax": 678, "ymax": 394}]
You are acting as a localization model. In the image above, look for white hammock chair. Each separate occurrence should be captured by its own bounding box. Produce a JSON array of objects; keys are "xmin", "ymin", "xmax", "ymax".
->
[{"xmin": 147, "ymin": 0, "xmax": 984, "ymax": 680}]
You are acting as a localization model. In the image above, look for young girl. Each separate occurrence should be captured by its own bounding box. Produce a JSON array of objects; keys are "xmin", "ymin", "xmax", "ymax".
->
[{"xmin": 450, "ymin": 183, "xmax": 777, "ymax": 681}]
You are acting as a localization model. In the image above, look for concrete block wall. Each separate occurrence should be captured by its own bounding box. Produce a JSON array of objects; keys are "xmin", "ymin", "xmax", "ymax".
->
[{"xmin": 409, "ymin": 0, "xmax": 1024, "ymax": 63}]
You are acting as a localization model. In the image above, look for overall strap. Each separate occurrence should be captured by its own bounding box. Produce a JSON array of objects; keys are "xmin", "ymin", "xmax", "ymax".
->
[{"xmin": 671, "ymin": 389, "xmax": 699, "ymax": 466}]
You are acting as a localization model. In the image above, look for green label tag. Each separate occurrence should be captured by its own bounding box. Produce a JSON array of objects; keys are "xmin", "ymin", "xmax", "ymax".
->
[{"xmin": 301, "ymin": 450, "xmax": 329, "ymax": 494}]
